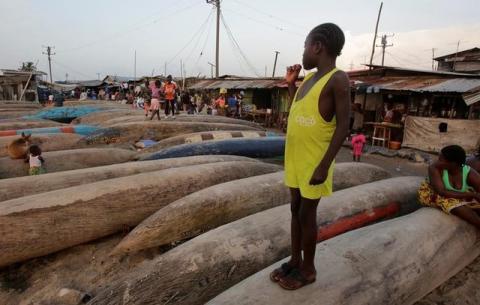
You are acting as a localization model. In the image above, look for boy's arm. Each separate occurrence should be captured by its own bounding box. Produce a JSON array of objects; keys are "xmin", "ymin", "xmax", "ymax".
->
[
  {"xmin": 39, "ymin": 156, "xmax": 45, "ymax": 163},
  {"xmin": 310, "ymin": 72, "xmax": 351, "ymax": 185}
]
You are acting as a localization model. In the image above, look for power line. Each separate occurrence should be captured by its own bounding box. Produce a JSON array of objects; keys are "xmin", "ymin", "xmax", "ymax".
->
[
  {"xmin": 166, "ymin": 9, "xmax": 214, "ymax": 66},
  {"xmin": 230, "ymin": 0, "xmax": 307, "ymax": 31},
  {"xmin": 51, "ymin": 59, "xmax": 95, "ymax": 80},
  {"xmin": 184, "ymin": 8, "xmax": 215, "ymax": 64},
  {"xmin": 222, "ymin": 7, "xmax": 303, "ymax": 37},
  {"xmin": 57, "ymin": 1, "xmax": 201, "ymax": 53},
  {"xmin": 220, "ymin": 12, "xmax": 261, "ymax": 77}
]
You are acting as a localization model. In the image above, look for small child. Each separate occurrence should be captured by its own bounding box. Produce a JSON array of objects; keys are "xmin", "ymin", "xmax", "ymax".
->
[
  {"xmin": 26, "ymin": 144, "xmax": 45, "ymax": 175},
  {"xmin": 351, "ymin": 130, "xmax": 366, "ymax": 162}
]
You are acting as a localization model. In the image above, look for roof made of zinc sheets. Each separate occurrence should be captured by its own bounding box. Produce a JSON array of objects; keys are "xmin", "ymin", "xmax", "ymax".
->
[
  {"xmin": 189, "ymin": 78, "xmax": 285, "ymax": 90},
  {"xmin": 354, "ymin": 76, "xmax": 480, "ymax": 93}
]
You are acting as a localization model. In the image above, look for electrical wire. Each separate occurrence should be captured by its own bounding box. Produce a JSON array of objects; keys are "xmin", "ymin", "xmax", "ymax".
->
[
  {"xmin": 51, "ymin": 59, "xmax": 95, "ymax": 80},
  {"xmin": 230, "ymin": 0, "xmax": 308, "ymax": 31},
  {"xmin": 220, "ymin": 12, "xmax": 261, "ymax": 77},
  {"xmin": 57, "ymin": 0, "xmax": 201, "ymax": 53},
  {"xmin": 222, "ymin": 7, "xmax": 304, "ymax": 37},
  {"xmin": 166, "ymin": 9, "xmax": 214, "ymax": 65},
  {"xmin": 184, "ymin": 8, "xmax": 215, "ymax": 64}
]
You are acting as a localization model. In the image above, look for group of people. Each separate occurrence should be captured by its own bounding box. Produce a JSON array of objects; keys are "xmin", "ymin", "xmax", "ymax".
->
[{"xmin": 134, "ymin": 75, "xmax": 178, "ymax": 120}]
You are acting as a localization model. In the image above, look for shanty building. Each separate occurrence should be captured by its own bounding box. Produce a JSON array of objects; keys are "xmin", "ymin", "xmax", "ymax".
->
[
  {"xmin": 0, "ymin": 69, "xmax": 47, "ymax": 102},
  {"xmin": 434, "ymin": 47, "xmax": 480, "ymax": 74},
  {"xmin": 349, "ymin": 65, "xmax": 480, "ymax": 153},
  {"xmin": 188, "ymin": 75, "xmax": 294, "ymax": 128}
]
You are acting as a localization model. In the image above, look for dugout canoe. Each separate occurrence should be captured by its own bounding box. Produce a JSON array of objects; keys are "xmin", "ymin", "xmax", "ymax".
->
[
  {"xmin": 88, "ymin": 176, "xmax": 423, "ymax": 305},
  {"xmin": 141, "ymin": 130, "xmax": 278, "ymax": 153},
  {"xmin": 0, "ymin": 124, "xmax": 99, "ymax": 137},
  {"xmin": 139, "ymin": 136, "xmax": 286, "ymax": 160},
  {"xmin": 0, "ymin": 119, "xmax": 64, "ymax": 131},
  {"xmin": 71, "ymin": 109, "xmax": 139, "ymax": 125},
  {"xmin": 24, "ymin": 106, "xmax": 107, "ymax": 121},
  {"xmin": 102, "ymin": 114, "xmax": 263, "ymax": 129},
  {"xmin": 0, "ymin": 133, "xmax": 83, "ymax": 158},
  {"xmin": 113, "ymin": 162, "xmax": 391, "ymax": 254},
  {"xmin": 207, "ymin": 208, "xmax": 480, "ymax": 305},
  {"xmin": 0, "ymin": 155, "xmax": 258, "ymax": 202},
  {"xmin": 0, "ymin": 148, "xmax": 136, "ymax": 179},
  {"xmin": 83, "ymin": 121, "xmax": 263, "ymax": 145},
  {"xmin": 0, "ymin": 161, "xmax": 280, "ymax": 267}
]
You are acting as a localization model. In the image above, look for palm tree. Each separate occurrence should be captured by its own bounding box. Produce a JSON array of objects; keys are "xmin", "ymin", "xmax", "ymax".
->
[{"xmin": 20, "ymin": 62, "xmax": 36, "ymax": 72}]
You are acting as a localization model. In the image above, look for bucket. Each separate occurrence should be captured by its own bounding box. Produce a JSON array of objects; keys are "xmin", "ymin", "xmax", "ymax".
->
[{"xmin": 389, "ymin": 141, "xmax": 401, "ymax": 150}]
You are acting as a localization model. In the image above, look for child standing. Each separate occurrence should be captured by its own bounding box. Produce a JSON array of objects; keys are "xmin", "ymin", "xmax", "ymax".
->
[
  {"xmin": 26, "ymin": 145, "xmax": 45, "ymax": 175},
  {"xmin": 351, "ymin": 130, "xmax": 366, "ymax": 162},
  {"xmin": 150, "ymin": 80, "xmax": 162, "ymax": 120}
]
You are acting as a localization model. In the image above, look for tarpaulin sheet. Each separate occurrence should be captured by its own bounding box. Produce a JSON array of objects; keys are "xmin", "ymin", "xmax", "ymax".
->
[{"xmin": 403, "ymin": 116, "xmax": 480, "ymax": 153}]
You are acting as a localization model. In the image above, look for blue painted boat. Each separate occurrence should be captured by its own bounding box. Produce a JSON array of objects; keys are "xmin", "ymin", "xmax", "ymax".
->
[
  {"xmin": 140, "ymin": 137, "xmax": 286, "ymax": 160},
  {"xmin": 0, "ymin": 125, "xmax": 100, "ymax": 137},
  {"xmin": 23, "ymin": 106, "xmax": 107, "ymax": 121}
]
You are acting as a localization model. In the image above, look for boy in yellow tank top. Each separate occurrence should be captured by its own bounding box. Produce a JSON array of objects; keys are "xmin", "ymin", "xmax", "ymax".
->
[{"xmin": 270, "ymin": 23, "xmax": 351, "ymax": 290}]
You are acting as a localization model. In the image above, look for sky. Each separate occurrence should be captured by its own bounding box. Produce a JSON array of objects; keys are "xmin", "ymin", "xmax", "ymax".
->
[{"xmin": 1, "ymin": 0, "xmax": 479, "ymax": 81}]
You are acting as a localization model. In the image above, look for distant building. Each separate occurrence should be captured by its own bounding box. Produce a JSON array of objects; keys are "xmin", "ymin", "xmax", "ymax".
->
[
  {"xmin": 0, "ymin": 69, "xmax": 47, "ymax": 102},
  {"xmin": 435, "ymin": 47, "xmax": 480, "ymax": 74}
]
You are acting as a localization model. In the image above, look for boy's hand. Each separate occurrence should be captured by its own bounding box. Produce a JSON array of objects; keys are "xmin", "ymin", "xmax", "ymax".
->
[
  {"xmin": 286, "ymin": 65, "xmax": 302, "ymax": 84},
  {"xmin": 309, "ymin": 162, "xmax": 329, "ymax": 185}
]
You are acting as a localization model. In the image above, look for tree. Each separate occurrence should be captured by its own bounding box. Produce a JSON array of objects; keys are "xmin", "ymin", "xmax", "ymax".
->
[{"xmin": 20, "ymin": 62, "xmax": 36, "ymax": 72}]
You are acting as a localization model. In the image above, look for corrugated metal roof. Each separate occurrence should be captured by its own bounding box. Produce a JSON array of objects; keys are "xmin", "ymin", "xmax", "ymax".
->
[
  {"xmin": 354, "ymin": 76, "xmax": 480, "ymax": 93},
  {"xmin": 189, "ymin": 78, "xmax": 285, "ymax": 90}
]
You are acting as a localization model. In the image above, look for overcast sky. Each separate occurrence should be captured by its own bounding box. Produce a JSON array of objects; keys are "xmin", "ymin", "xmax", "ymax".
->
[{"xmin": 1, "ymin": 0, "xmax": 478, "ymax": 81}]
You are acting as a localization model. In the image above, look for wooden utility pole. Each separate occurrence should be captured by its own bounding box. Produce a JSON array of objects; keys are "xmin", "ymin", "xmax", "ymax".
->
[
  {"xmin": 431, "ymin": 48, "xmax": 437, "ymax": 70},
  {"xmin": 272, "ymin": 51, "xmax": 280, "ymax": 78},
  {"xmin": 164, "ymin": 62, "xmax": 167, "ymax": 76},
  {"xmin": 376, "ymin": 34, "xmax": 393, "ymax": 66},
  {"xmin": 453, "ymin": 41, "xmax": 460, "ymax": 71},
  {"xmin": 207, "ymin": 0, "xmax": 221, "ymax": 77},
  {"xmin": 134, "ymin": 50, "xmax": 137, "ymax": 88},
  {"xmin": 42, "ymin": 45, "xmax": 55, "ymax": 83},
  {"xmin": 368, "ymin": 2, "xmax": 383, "ymax": 69},
  {"xmin": 96, "ymin": 73, "xmax": 101, "ymax": 80},
  {"xmin": 208, "ymin": 62, "xmax": 215, "ymax": 78}
]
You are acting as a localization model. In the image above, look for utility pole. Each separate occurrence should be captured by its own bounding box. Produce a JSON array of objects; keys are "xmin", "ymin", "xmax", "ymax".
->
[
  {"xmin": 265, "ymin": 65, "xmax": 267, "ymax": 77},
  {"xmin": 42, "ymin": 45, "xmax": 55, "ymax": 83},
  {"xmin": 431, "ymin": 48, "xmax": 437, "ymax": 70},
  {"xmin": 65, "ymin": 73, "xmax": 68, "ymax": 83},
  {"xmin": 134, "ymin": 50, "xmax": 137, "ymax": 88},
  {"xmin": 453, "ymin": 40, "xmax": 460, "ymax": 72},
  {"xmin": 369, "ymin": 2, "xmax": 383, "ymax": 69},
  {"xmin": 349, "ymin": 62, "xmax": 354, "ymax": 71},
  {"xmin": 208, "ymin": 62, "xmax": 215, "ymax": 78},
  {"xmin": 272, "ymin": 51, "xmax": 280, "ymax": 78},
  {"xmin": 376, "ymin": 34, "xmax": 394, "ymax": 66},
  {"xmin": 164, "ymin": 62, "xmax": 167, "ymax": 76},
  {"xmin": 207, "ymin": 0, "xmax": 221, "ymax": 77},
  {"xmin": 96, "ymin": 73, "xmax": 101, "ymax": 80}
]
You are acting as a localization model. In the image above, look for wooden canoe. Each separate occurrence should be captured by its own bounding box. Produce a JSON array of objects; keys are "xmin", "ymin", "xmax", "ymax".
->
[
  {"xmin": 0, "ymin": 148, "xmax": 136, "ymax": 179},
  {"xmin": 0, "ymin": 155, "xmax": 258, "ymax": 202},
  {"xmin": 141, "ymin": 130, "xmax": 279, "ymax": 153},
  {"xmin": 113, "ymin": 162, "xmax": 391, "ymax": 254},
  {"xmin": 0, "ymin": 125, "xmax": 99, "ymax": 137},
  {"xmin": 139, "ymin": 137, "xmax": 286, "ymax": 160},
  {"xmin": 0, "ymin": 161, "xmax": 281, "ymax": 267},
  {"xmin": 24, "ymin": 106, "xmax": 107, "ymax": 121},
  {"xmin": 207, "ymin": 208, "xmax": 480, "ymax": 305},
  {"xmin": 88, "ymin": 176, "xmax": 423, "ymax": 305},
  {"xmin": 71, "ymin": 109, "xmax": 139, "ymax": 125},
  {"xmin": 101, "ymin": 114, "xmax": 263, "ymax": 129},
  {"xmin": 83, "ymin": 121, "xmax": 263, "ymax": 145},
  {"xmin": 0, "ymin": 119, "xmax": 64, "ymax": 131},
  {"xmin": 0, "ymin": 133, "xmax": 83, "ymax": 157}
]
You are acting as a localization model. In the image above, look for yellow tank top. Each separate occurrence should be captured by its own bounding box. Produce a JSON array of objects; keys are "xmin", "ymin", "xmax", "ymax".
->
[{"xmin": 284, "ymin": 68, "xmax": 338, "ymax": 199}]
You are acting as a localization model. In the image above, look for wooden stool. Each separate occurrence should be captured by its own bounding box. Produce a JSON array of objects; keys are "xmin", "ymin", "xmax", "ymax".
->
[{"xmin": 372, "ymin": 125, "xmax": 391, "ymax": 148}]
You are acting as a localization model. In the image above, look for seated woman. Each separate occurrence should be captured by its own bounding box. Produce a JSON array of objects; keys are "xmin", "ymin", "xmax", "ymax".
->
[
  {"xmin": 467, "ymin": 145, "xmax": 480, "ymax": 173},
  {"xmin": 418, "ymin": 145, "xmax": 480, "ymax": 229}
]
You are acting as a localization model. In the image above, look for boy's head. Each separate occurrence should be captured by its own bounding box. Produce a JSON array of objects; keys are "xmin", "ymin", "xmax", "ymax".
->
[
  {"xmin": 302, "ymin": 23, "xmax": 345, "ymax": 70},
  {"xmin": 155, "ymin": 80, "xmax": 161, "ymax": 88},
  {"xmin": 29, "ymin": 144, "xmax": 42, "ymax": 157},
  {"xmin": 167, "ymin": 75, "xmax": 172, "ymax": 83}
]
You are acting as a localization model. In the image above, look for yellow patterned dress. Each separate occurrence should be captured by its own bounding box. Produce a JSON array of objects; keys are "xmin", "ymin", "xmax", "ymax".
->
[
  {"xmin": 284, "ymin": 68, "xmax": 338, "ymax": 199},
  {"xmin": 418, "ymin": 165, "xmax": 479, "ymax": 213}
]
